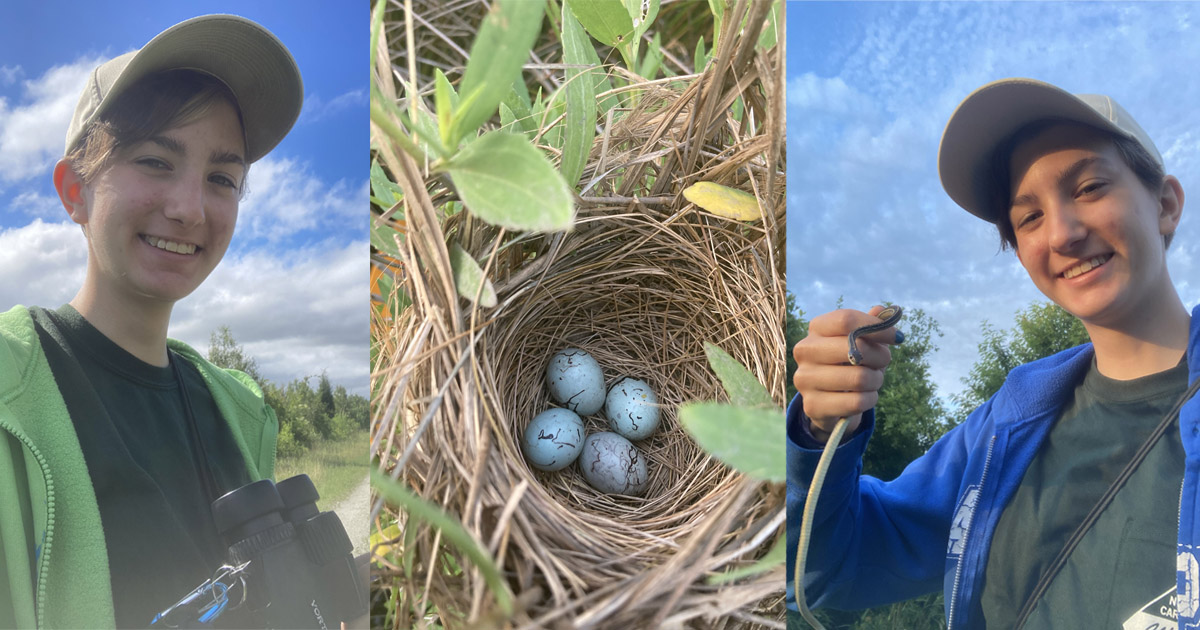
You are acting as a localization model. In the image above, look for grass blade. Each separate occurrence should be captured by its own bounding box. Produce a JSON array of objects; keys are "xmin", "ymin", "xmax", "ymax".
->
[{"xmin": 370, "ymin": 469, "xmax": 513, "ymax": 615}]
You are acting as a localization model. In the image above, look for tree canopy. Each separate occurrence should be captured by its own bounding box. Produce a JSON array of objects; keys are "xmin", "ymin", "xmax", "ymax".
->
[
  {"xmin": 206, "ymin": 326, "xmax": 369, "ymax": 458},
  {"xmin": 953, "ymin": 301, "xmax": 1089, "ymax": 417}
]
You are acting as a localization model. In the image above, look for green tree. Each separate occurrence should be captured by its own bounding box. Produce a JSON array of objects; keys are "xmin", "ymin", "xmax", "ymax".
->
[
  {"xmin": 318, "ymin": 371, "xmax": 336, "ymax": 419},
  {"xmin": 954, "ymin": 301, "xmax": 1089, "ymax": 416},
  {"xmin": 207, "ymin": 325, "xmax": 263, "ymax": 383},
  {"xmin": 866, "ymin": 307, "xmax": 947, "ymax": 481}
]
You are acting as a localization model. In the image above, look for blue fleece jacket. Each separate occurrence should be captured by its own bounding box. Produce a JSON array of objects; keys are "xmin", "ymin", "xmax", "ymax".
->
[{"xmin": 786, "ymin": 304, "xmax": 1200, "ymax": 629}]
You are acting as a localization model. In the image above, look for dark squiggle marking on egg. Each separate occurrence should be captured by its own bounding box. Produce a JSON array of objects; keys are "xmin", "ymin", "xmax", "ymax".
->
[
  {"xmin": 565, "ymin": 388, "xmax": 586, "ymax": 411},
  {"xmin": 623, "ymin": 445, "xmax": 643, "ymax": 491},
  {"xmin": 537, "ymin": 428, "xmax": 578, "ymax": 450}
]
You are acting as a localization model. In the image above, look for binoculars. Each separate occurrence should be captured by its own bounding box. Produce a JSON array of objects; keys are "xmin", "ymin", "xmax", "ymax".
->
[{"xmin": 152, "ymin": 474, "xmax": 366, "ymax": 628}]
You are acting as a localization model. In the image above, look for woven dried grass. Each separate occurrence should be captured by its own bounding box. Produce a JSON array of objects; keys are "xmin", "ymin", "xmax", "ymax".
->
[{"xmin": 371, "ymin": 2, "xmax": 786, "ymax": 628}]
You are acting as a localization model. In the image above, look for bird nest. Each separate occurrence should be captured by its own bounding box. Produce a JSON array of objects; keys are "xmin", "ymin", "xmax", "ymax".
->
[{"xmin": 371, "ymin": 2, "xmax": 786, "ymax": 628}]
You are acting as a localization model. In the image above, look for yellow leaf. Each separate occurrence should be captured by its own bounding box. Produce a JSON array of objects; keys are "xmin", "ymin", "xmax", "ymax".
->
[
  {"xmin": 682, "ymin": 181, "xmax": 762, "ymax": 221},
  {"xmin": 370, "ymin": 522, "xmax": 403, "ymax": 558}
]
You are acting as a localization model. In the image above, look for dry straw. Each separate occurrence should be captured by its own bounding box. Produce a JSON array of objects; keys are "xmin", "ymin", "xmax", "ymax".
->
[{"xmin": 372, "ymin": 1, "xmax": 786, "ymax": 628}]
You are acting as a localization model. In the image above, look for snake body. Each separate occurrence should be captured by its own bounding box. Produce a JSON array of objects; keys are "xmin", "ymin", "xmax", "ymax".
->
[{"xmin": 795, "ymin": 306, "xmax": 903, "ymax": 630}]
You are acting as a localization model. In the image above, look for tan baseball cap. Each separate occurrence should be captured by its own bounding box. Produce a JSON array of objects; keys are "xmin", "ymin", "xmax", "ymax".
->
[
  {"xmin": 65, "ymin": 14, "xmax": 303, "ymax": 164},
  {"xmin": 938, "ymin": 77, "xmax": 1162, "ymax": 223}
]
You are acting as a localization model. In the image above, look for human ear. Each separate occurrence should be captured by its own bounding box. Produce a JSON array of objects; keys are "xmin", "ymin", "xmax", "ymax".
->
[
  {"xmin": 53, "ymin": 160, "xmax": 88, "ymax": 226},
  {"xmin": 1158, "ymin": 175, "xmax": 1184, "ymax": 235}
]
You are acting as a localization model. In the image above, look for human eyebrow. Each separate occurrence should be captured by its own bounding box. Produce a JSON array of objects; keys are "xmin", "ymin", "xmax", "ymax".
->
[
  {"xmin": 210, "ymin": 149, "xmax": 246, "ymax": 170},
  {"xmin": 1010, "ymin": 156, "xmax": 1107, "ymax": 210},
  {"xmin": 148, "ymin": 135, "xmax": 186, "ymax": 155},
  {"xmin": 1057, "ymin": 156, "xmax": 1104, "ymax": 187}
]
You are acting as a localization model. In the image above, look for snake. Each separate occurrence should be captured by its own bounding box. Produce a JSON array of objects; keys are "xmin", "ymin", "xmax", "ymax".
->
[{"xmin": 794, "ymin": 306, "xmax": 903, "ymax": 630}]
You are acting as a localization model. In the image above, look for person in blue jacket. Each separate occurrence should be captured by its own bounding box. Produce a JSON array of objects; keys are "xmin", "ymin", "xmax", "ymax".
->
[{"xmin": 788, "ymin": 77, "xmax": 1200, "ymax": 629}]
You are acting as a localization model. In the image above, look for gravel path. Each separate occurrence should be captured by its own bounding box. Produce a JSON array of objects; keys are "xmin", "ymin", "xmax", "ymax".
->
[{"xmin": 329, "ymin": 474, "xmax": 370, "ymax": 556}]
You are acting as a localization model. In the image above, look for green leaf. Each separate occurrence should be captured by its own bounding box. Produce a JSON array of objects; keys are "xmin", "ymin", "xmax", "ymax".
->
[
  {"xmin": 627, "ymin": 0, "xmax": 661, "ymax": 40},
  {"xmin": 707, "ymin": 531, "xmax": 785, "ymax": 584},
  {"xmin": 541, "ymin": 97, "xmax": 565, "ymax": 151},
  {"xmin": 708, "ymin": 0, "xmax": 725, "ymax": 55},
  {"xmin": 694, "ymin": 36, "xmax": 708, "ymax": 74},
  {"xmin": 503, "ymin": 82, "xmax": 535, "ymax": 134},
  {"xmin": 370, "ymin": 469, "xmax": 513, "ymax": 615},
  {"xmin": 572, "ymin": 23, "xmax": 619, "ymax": 119},
  {"xmin": 679, "ymin": 402, "xmax": 784, "ymax": 482},
  {"xmin": 498, "ymin": 101, "xmax": 518, "ymax": 134},
  {"xmin": 370, "ymin": 158, "xmax": 404, "ymax": 208},
  {"xmin": 370, "ymin": 218, "xmax": 404, "ymax": 259},
  {"xmin": 566, "ymin": 0, "xmax": 635, "ymax": 48},
  {"xmin": 445, "ymin": 131, "xmax": 574, "ymax": 232},
  {"xmin": 449, "ymin": 242, "xmax": 498, "ymax": 308},
  {"xmin": 637, "ymin": 31, "xmax": 663, "ymax": 80},
  {"xmin": 703, "ymin": 342, "xmax": 774, "ymax": 407},
  {"xmin": 757, "ymin": 0, "xmax": 780, "ymax": 50},
  {"xmin": 560, "ymin": 3, "xmax": 598, "ymax": 188},
  {"xmin": 451, "ymin": 0, "xmax": 544, "ymax": 148}
]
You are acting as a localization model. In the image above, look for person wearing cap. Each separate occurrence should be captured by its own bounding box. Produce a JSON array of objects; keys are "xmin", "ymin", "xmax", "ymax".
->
[
  {"xmin": 788, "ymin": 77, "xmax": 1200, "ymax": 629},
  {"xmin": 0, "ymin": 15, "xmax": 303, "ymax": 629}
]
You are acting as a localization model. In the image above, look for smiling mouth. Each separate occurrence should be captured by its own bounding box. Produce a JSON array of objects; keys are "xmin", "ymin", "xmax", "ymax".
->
[
  {"xmin": 1062, "ymin": 254, "xmax": 1112, "ymax": 279},
  {"xmin": 143, "ymin": 235, "xmax": 199, "ymax": 256}
]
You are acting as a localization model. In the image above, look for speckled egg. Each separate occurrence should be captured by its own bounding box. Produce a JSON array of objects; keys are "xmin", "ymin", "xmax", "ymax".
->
[
  {"xmin": 522, "ymin": 408, "xmax": 586, "ymax": 471},
  {"xmin": 545, "ymin": 349, "xmax": 605, "ymax": 415},
  {"xmin": 578, "ymin": 432, "xmax": 648, "ymax": 496},
  {"xmin": 604, "ymin": 377, "xmax": 660, "ymax": 441}
]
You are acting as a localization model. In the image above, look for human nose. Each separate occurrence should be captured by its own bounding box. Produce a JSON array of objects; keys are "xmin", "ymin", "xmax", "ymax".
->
[
  {"xmin": 162, "ymin": 175, "xmax": 207, "ymax": 228},
  {"xmin": 1045, "ymin": 201, "xmax": 1086, "ymax": 253}
]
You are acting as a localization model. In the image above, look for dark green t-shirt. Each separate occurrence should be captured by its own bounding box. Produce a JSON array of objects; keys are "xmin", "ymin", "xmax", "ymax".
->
[
  {"xmin": 981, "ymin": 356, "xmax": 1187, "ymax": 629},
  {"xmin": 31, "ymin": 305, "xmax": 253, "ymax": 628}
]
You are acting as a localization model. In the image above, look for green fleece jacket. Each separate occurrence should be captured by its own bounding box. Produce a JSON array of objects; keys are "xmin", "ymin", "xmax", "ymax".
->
[{"xmin": 0, "ymin": 305, "xmax": 278, "ymax": 629}]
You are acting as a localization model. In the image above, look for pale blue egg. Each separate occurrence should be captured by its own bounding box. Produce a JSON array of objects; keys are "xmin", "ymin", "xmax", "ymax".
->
[
  {"xmin": 578, "ymin": 432, "xmax": 648, "ymax": 496},
  {"xmin": 604, "ymin": 377, "xmax": 660, "ymax": 441},
  {"xmin": 545, "ymin": 348, "xmax": 605, "ymax": 415},
  {"xmin": 522, "ymin": 408, "xmax": 585, "ymax": 472}
]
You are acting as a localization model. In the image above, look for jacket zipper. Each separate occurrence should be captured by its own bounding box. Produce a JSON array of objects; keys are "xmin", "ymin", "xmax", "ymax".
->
[
  {"xmin": 0, "ymin": 417, "xmax": 53, "ymax": 628},
  {"xmin": 947, "ymin": 434, "xmax": 996, "ymax": 630}
]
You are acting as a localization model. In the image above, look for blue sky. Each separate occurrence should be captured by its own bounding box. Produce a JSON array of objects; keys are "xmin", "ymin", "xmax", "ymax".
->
[
  {"xmin": 0, "ymin": 2, "xmax": 368, "ymax": 394},
  {"xmin": 788, "ymin": 2, "xmax": 1200, "ymax": 407}
]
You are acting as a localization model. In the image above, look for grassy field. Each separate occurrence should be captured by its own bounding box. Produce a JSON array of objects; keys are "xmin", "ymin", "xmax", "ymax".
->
[{"xmin": 274, "ymin": 429, "xmax": 369, "ymax": 507}]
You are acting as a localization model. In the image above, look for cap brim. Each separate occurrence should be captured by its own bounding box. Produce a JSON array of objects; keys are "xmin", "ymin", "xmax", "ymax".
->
[
  {"xmin": 80, "ymin": 14, "xmax": 302, "ymax": 163},
  {"xmin": 937, "ymin": 78, "xmax": 1132, "ymax": 223}
]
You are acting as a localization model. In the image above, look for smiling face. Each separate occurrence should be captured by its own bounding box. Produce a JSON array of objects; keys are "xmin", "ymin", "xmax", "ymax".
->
[
  {"xmin": 1007, "ymin": 121, "xmax": 1182, "ymax": 329},
  {"xmin": 73, "ymin": 97, "xmax": 246, "ymax": 305}
]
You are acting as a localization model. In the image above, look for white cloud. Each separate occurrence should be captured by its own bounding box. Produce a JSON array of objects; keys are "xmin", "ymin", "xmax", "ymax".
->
[
  {"xmin": 237, "ymin": 156, "xmax": 364, "ymax": 244},
  {"xmin": 0, "ymin": 65, "xmax": 21, "ymax": 86},
  {"xmin": 787, "ymin": 73, "xmax": 871, "ymax": 117},
  {"xmin": 0, "ymin": 56, "xmax": 107, "ymax": 184},
  {"xmin": 0, "ymin": 220, "xmax": 88, "ymax": 309},
  {"xmin": 171, "ymin": 239, "xmax": 370, "ymax": 396},
  {"xmin": 298, "ymin": 89, "xmax": 367, "ymax": 124},
  {"xmin": 10, "ymin": 189, "xmax": 64, "ymax": 219},
  {"xmin": 0, "ymin": 220, "xmax": 368, "ymax": 396}
]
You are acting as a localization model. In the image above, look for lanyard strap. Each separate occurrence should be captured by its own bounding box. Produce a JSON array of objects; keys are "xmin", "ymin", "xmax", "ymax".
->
[
  {"xmin": 170, "ymin": 350, "xmax": 220, "ymax": 507},
  {"xmin": 1014, "ymin": 373, "xmax": 1200, "ymax": 629}
]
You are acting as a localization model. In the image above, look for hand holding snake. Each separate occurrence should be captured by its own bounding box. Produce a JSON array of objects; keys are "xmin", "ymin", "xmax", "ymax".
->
[{"xmin": 791, "ymin": 305, "xmax": 904, "ymax": 629}]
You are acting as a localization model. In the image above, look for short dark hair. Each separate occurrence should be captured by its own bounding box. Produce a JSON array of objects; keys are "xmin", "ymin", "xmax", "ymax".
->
[
  {"xmin": 990, "ymin": 119, "xmax": 1167, "ymax": 250},
  {"xmin": 65, "ymin": 69, "xmax": 248, "ymax": 195}
]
